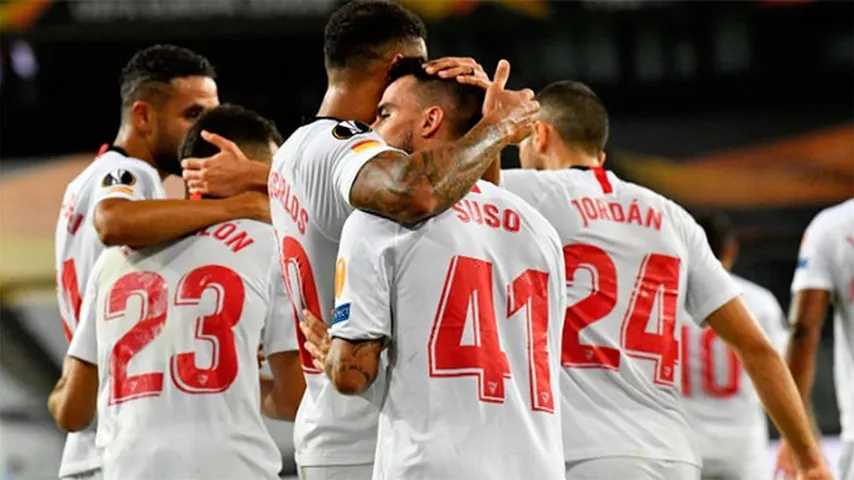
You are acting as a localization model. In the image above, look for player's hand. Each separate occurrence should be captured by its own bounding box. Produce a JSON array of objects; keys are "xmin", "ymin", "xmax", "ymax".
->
[
  {"xmin": 181, "ymin": 130, "xmax": 261, "ymax": 198},
  {"xmin": 473, "ymin": 60, "xmax": 538, "ymax": 145},
  {"xmin": 423, "ymin": 56, "xmax": 488, "ymax": 84},
  {"xmin": 300, "ymin": 309, "xmax": 331, "ymax": 372},
  {"xmin": 775, "ymin": 440, "xmax": 797, "ymax": 479}
]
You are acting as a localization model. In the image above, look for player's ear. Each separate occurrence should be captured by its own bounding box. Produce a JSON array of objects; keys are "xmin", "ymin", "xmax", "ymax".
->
[
  {"xmin": 130, "ymin": 100, "xmax": 155, "ymax": 136},
  {"xmin": 533, "ymin": 121, "xmax": 549, "ymax": 154},
  {"xmin": 421, "ymin": 106, "xmax": 444, "ymax": 139},
  {"xmin": 598, "ymin": 150, "xmax": 607, "ymax": 166}
]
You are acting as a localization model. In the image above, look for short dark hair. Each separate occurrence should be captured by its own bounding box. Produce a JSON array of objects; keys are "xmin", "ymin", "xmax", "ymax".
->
[
  {"xmin": 536, "ymin": 81, "xmax": 609, "ymax": 155},
  {"xmin": 120, "ymin": 44, "xmax": 216, "ymax": 110},
  {"xmin": 387, "ymin": 57, "xmax": 483, "ymax": 137},
  {"xmin": 324, "ymin": 0, "xmax": 427, "ymax": 69},
  {"xmin": 179, "ymin": 104, "xmax": 283, "ymax": 162},
  {"xmin": 695, "ymin": 211, "xmax": 736, "ymax": 259}
]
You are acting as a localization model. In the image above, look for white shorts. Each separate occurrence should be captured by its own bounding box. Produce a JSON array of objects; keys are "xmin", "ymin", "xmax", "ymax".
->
[
  {"xmin": 298, "ymin": 463, "xmax": 373, "ymax": 480},
  {"xmin": 565, "ymin": 457, "xmax": 700, "ymax": 480},
  {"xmin": 841, "ymin": 441, "xmax": 854, "ymax": 480}
]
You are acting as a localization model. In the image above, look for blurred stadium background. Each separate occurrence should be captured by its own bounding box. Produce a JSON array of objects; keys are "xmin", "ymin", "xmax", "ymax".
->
[{"xmin": 0, "ymin": 0, "xmax": 852, "ymax": 478}]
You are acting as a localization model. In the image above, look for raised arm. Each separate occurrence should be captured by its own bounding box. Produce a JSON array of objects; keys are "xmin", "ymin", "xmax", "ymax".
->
[
  {"xmin": 707, "ymin": 297, "xmax": 830, "ymax": 479},
  {"xmin": 94, "ymin": 191, "xmax": 269, "ymax": 248},
  {"xmin": 349, "ymin": 60, "xmax": 536, "ymax": 225}
]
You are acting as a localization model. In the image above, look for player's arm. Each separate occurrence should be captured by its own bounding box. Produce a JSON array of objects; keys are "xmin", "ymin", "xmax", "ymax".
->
[
  {"xmin": 260, "ymin": 351, "xmax": 306, "ymax": 421},
  {"xmin": 708, "ymin": 298, "xmax": 829, "ymax": 477},
  {"xmin": 326, "ymin": 338, "xmax": 384, "ymax": 395},
  {"xmin": 786, "ymin": 289, "xmax": 830, "ymax": 401},
  {"xmin": 48, "ymin": 356, "xmax": 98, "ymax": 432},
  {"xmin": 95, "ymin": 191, "xmax": 269, "ymax": 248},
  {"xmin": 349, "ymin": 60, "xmax": 536, "ymax": 225}
]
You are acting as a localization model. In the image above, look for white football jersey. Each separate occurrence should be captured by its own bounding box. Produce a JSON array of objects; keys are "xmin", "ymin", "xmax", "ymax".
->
[
  {"xmin": 67, "ymin": 220, "xmax": 295, "ymax": 480},
  {"xmin": 54, "ymin": 147, "xmax": 165, "ymax": 477},
  {"xmin": 682, "ymin": 274, "xmax": 787, "ymax": 476},
  {"xmin": 791, "ymin": 198, "xmax": 854, "ymax": 441},
  {"xmin": 331, "ymin": 181, "xmax": 566, "ymax": 479},
  {"xmin": 268, "ymin": 117, "xmax": 401, "ymax": 466},
  {"xmin": 502, "ymin": 167, "xmax": 740, "ymax": 465}
]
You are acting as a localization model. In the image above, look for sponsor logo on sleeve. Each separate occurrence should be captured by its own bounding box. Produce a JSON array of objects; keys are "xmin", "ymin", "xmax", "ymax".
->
[
  {"xmin": 332, "ymin": 303, "xmax": 351, "ymax": 325},
  {"xmin": 332, "ymin": 120, "xmax": 371, "ymax": 140},
  {"xmin": 101, "ymin": 169, "xmax": 137, "ymax": 187}
]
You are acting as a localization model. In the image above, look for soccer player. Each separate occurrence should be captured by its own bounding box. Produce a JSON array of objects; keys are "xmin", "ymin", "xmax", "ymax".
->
[
  {"xmin": 178, "ymin": 2, "xmax": 537, "ymax": 478},
  {"xmin": 493, "ymin": 80, "xmax": 829, "ymax": 479},
  {"xmin": 310, "ymin": 56, "xmax": 565, "ymax": 479},
  {"xmin": 52, "ymin": 44, "xmax": 267, "ymax": 480},
  {"xmin": 681, "ymin": 212, "xmax": 788, "ymax": 479},
  {"xmin": 47, "ymin": 105, "xmax": 303, "ymax": 480},
  {"xmin": 777, "ymin": 198, "xmax": 854, "ymax": 480}
]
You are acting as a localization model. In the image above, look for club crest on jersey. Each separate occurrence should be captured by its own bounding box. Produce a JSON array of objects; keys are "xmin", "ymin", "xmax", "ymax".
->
[
  {"xmin": 332, "ymin": 120, "xmax": 371, "ymax": 140},
  {"xmin": 102, "ymin": 169, "xmax": 136, "ymax": 187},
  {"xmin": 332, "ymin": 303, "xmax": 351, "ymax": 325}
]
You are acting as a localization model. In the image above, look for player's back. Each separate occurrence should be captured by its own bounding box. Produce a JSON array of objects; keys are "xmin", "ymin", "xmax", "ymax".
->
[
  {"xmin": 681, "ymin": 274, "xmax": 787, "ymax": 477},
  {"xmin": 269, "ymin": 118, "xmax": 398, "ymax": 466},
  {"xmin": 502, "ymin": 167, "xmax": 739, "ymax": 466},
  {"xmin": 335, "ymin": 181, "xmax": 566, "ymax": 479},
  {"xmin": 53, "ymin": 147, "xmax": 165, "ymax": 477},
  {"xmin": 85, "ymin": 219, "xmax": 283, "ymax": 479}
]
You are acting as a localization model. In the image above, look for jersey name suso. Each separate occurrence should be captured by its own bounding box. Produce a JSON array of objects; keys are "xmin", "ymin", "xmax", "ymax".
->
[{"xmin": 451, "ymin": 197, "xmax": 521, "ymax": 233}]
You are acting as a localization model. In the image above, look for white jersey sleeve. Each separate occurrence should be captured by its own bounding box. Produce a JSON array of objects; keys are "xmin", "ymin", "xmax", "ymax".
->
[
  {"xmin": 681, "ymin": 211, "xmax": 740, "ymax": 324},
  {"xmin": 329, "ymin": 212, "xmax": 397, "ymax": 342},
  {"xmin": 323, "ymin": 120, "xmax": 403, "ymax": 209},
  {"xmin": 67, "ymin": 256, "xmax": 102, "ymax": 365},
  {"xmin": 791, "ymin": 212, "xmax": 835, "ymax": 292},
  {"xmin": 263, "ymin": 260, "xmax": 298, "ymax": 357},
  {"xmin": 92, "ymin": 159, "xmax": 164, "ymax": 205}
]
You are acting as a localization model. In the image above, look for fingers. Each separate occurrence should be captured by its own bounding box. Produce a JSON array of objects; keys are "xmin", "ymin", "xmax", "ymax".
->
[
  {"xmin": 181, "ymin": 158, "xmax": 205, "ymax": 171},
  {"xmin": 423, "ymin": 57, "xmax": 477, "ymax": 75},
  {"xmin": 200, "ymin": 130, "xmax": 240, "ymax": 155},
  {"xmin": 491, "ymin": 59, "xmax": 511, "ymax": 92},
  {"xmin": 456, "ymin": 75, "xmax": 491, "ymax": 89},
  {"xmin": 436, "ymin": 66, "xmax": 477, "ymax": 79}
]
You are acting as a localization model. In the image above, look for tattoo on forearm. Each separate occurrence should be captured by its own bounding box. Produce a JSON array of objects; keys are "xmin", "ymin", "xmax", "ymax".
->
[
  {"xmin": 327, "ymin": 339, "xmax": 383, "ymax": 390},
  {"xmin": 353, "ymin": 122, "xmax": 507, "ymax": 224}
]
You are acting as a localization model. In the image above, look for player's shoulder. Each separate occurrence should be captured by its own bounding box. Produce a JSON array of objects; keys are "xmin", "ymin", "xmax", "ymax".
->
[
  {"xmin": 477, "ymin": 180, "xmax": 562, "ymax": 248},
  {"xmin": 276, "ymin": 118, "xmax": 376, "ymax": 157},
  {"xmin": 809, "ymin": 198, "xmax": 854, "ymax": 233},
  {"xmin": 342, "ymin": 209, "xmax": 400, "ymax": 242}
]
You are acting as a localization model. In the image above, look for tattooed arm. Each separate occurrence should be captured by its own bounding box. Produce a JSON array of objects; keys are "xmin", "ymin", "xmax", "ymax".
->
[
  {"xmin": 325, "ymin": 338, "xmax": 384, "ymax": 395},
  {"xmin": 349, "ymin": 60, "xmax": 537, "ymax": 226}
]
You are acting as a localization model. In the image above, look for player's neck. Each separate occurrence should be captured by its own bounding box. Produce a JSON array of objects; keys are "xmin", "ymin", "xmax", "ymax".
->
[
  {"xmin": 113, "ymin": 127, "xmax": 167, "ymax": 180},
  {"xmin": 552, "ymin": 151, "xmax": 601, "ymax": 170},
  {"xmin": 317, "ymin": 77, "xmax": 382, "ymax": 125}
]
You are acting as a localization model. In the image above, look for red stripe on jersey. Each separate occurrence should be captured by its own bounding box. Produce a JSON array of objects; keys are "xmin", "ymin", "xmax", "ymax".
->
[
  {"xmin": 592, "ymin": 167, "xmax": 612, "ymax": 194},
  {"xmin": 471, "ymin": 184, "xmax": 481, "ymax": 193},
  {"xmin": 97, "ymin": 143, "xmax": 109, "ymax": 157},
  {"xmin": 61, "ymin": 317, "xmax": 73, "ymax": 343}
]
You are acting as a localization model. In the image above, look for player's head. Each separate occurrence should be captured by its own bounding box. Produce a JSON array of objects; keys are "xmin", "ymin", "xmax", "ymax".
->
[
  {"xmin": 180, "ymin": 104, "xmax": 282, "ymax": 178},
  {"xmin": 519, "ymin": 80, "xmax": 608, "ymax": 171},
  {"xmin": 120, "ymin": 44, "xmax": 219, "ymax": 175},
  {"xmin": 324, "ymin": 1, "xmax": 427, "ymax": 120},
  {"xmin": 695, "ymin": 211, "xmax": 738, "ymax": 271},
  {"xmin": 372, "ymin": 57, "xmax": 483, "ymax": 153}
]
